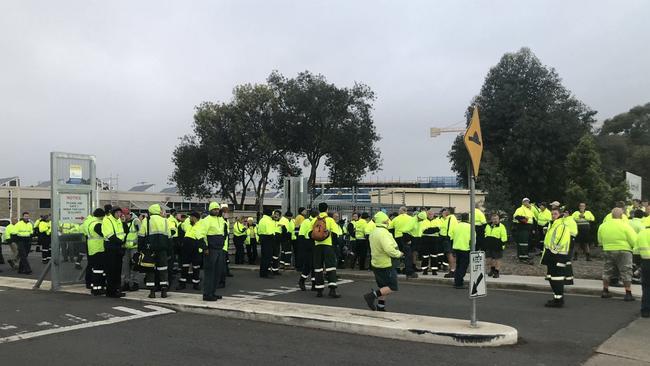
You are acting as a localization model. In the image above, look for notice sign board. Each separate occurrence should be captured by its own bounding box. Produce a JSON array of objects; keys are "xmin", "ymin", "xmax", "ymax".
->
[
  {"xmin": 60, "ymin": 193, "xmax": 88, "ymax": 224},
  {"xmin": 469, "ymin": 251, "xmax": 487, "ymax": 298}
]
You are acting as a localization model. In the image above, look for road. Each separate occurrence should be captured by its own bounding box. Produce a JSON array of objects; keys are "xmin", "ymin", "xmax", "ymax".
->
[{"xmin": 0, "ymin": 266, "xmax": 640, "ymax": 365}]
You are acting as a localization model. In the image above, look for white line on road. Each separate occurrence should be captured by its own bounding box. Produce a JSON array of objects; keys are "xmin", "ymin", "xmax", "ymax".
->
[
  {"xmin": 63, "ymin": 314, "xmax": 89, "ymax": 323},
  {"xmin": 36, "ymin": 322, "xmax": 51, "ymax": 327},
  {"xmin": 0, "ymin": 306, "xmax": 175, "ymax": 344},
  {"xmin": 0, "ymin": 325, "xmax": 17, "ymax": 330}
]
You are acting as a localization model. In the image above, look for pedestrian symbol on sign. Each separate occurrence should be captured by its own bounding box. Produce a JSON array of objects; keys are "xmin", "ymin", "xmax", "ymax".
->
[{"xmin": 469, "ymin": 251, "xmax": 487, "ymax": 298}]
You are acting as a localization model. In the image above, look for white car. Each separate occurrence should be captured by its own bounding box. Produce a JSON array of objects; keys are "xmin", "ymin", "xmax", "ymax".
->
[{"xmin": 0, "ymin": 218, "xmax": 10, "ymax": 237}]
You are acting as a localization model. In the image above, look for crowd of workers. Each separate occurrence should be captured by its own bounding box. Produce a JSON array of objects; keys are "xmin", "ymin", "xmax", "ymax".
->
[{"xmin": 0, "ymin": 198, "xmax": 648, "ymax": 317}]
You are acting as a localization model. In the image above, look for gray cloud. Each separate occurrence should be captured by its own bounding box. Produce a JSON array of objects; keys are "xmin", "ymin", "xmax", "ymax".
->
[{"xmin": 1, "ymin": 0, "xmax": 649, "ymax": 189}]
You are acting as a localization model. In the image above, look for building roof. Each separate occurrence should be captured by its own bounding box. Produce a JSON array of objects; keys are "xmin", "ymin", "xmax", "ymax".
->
[
  {"xmin": 128, "ymin": 184, "xmax": 155, "ymax": 192},
  {"xmin": 0, "ymin": 177, "xmax": 19, "ymax": 186},
  {"xmin": 34, "ymin": 181, "xmax": 51, "ymax": 188},
  {"xmin": 160, "ymin": 187, "xmax": 178, "ymax": 194}
]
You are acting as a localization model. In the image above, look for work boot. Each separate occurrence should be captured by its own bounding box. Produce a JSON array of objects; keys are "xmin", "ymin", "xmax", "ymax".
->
[
  {"xmin": 422, "ymin": 270, "xmax": 428, "ymax": 276},
  {"xmin": 8, "ymin": 259, "xmax": 16, "ymax": 269},
  {"xmin": 363, "ymin": 292, "xmax": 377, "ymax": 311},
  {"xmin": 406, "ymin": 273, "xmax": 419, "ymax": 279},
  {"xmin": 121, "ymin": 283, "xmax": 130, "ymax": 292},
  {"xmin": 623, "ymin": 293, "xmax": 635, "ymax": 302},
  {"xmin": 75, "ymin": 263, "xmax": 82, "ymax": 270},
  {"xmin": 488, "ymin": 268, "xmax": 495, "ymax": 277},
  {"xmin": 311, "ymin": 283, "xmax": 317, "ymax": 292},
  {"xmin": 161, "ymin": 290, "xmax": 168, "ymax": 298},
  {"xmin": 586, "ymin": 254, "xmax": 592, "ymax": 262},
  {"xmin": 601, "ymin": 290, "xmax": 612, "ymax": 299},
  {"xmin": 493, "ymin": 271, "xmax": 500, "ymax": 279},
  {"xmin": 192, "ymin": 283, "xmax": 201, "ymax": 290},
  {"xmin": 544, "ymin": 298, "xmax": 564, "ymax": 308},
  {"xmin": 444, "ymin": 271, "xmax": 454, "ymax": 278},
  {"xmin": 203, "ymin": 295, "xmax": 218, "ymax": 302},
  {"xmin": 431, "ymin": 270, "xmax": 438, "ymax": 276},
  {"xmin": 316, "ymin": 290, "xmax": 323, "ymax": 298},
  {"xmin": 148, "ymin": 290, "xmax": 156, "ymax": 299},
  {"xmin": 298, "ymin": 278, "xmax": 306, "ymax": 291},
  {"xmin": 328, "ymin": 288, "xmax": 341, "ymax": 298},
  {"xmin": 176, "ymin": 283, "xmax": 186, "ymax": 290}
]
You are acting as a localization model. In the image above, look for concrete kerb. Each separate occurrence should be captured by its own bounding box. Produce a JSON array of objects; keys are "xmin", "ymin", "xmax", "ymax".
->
[{"xmin": 0, "ymin": 277, "xmax": 518, "ymax": 347}]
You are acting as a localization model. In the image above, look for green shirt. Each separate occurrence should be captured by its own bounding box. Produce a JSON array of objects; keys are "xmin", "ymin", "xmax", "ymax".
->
[
  {"xmin": 597, "ymin": 219, "xmax": 637, "ymax": 252},
  {"xmin": 369, "ymin": 226, "xmax": 402, "ymax": 268},
  {"xmin": 451, "ymin": 222, "xmax": 473, "ymax": 251}
]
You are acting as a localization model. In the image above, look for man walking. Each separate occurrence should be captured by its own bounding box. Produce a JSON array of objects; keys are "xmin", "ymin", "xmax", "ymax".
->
[{"xmin": 363, "ymin": 211, "xmax": 403, "ymax": 311}]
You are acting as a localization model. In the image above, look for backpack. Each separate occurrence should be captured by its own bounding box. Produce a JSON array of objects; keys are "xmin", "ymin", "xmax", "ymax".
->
[{"xmin": 310, "ymin": 216, "xmax": 330, "ymax": 241}]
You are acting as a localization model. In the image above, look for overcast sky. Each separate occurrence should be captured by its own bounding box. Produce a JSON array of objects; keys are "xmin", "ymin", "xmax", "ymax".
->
[{"xmin": 1, "ymin": 1, "xmax": 649, "ymax": 191}]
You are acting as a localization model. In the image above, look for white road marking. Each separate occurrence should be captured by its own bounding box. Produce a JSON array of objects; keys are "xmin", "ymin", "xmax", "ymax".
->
[
  {"xmin": 96, "ymin": 313, "xmax": 116, "ymax": 319},
  {"xmin": 229, "ymin": 294, "xmax": 261, "ymax": 300},
  {"xmin": 63, "ymin": 314, "xmax": 89, "ymax": 323},
  {"xmin": 36, "ymin": 322, "xmax": 52, "ymax": 327},
  {"xmin": 0, "ymin": 306, "xmax": 175, "ymax": 344},
  {"xmin": 0, "ymin": 325, "xmax": 17, "ymax": 330}
]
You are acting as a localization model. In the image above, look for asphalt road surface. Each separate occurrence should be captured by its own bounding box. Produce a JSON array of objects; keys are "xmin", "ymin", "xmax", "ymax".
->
[{"xmin": 0, "ymin": 265, "xmax": 640, "ymax": 366}]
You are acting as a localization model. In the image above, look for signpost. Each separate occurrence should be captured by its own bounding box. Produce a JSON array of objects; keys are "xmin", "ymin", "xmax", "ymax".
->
[
  {"xmin": 463, "ymin": 106, "xmax": 484, "ymax": 327},
  {"xmin": 34, "ymin": 152, "xmax": 96, "ymax": 290}
]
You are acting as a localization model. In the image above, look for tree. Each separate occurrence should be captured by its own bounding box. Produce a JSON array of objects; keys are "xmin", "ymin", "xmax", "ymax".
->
[
  {"xmin": 267, "ymin": 71, "xmax": 382, "ymax": 191},
  {"xmin": 170, "ymin": 84, "xmax": 297, "ymax": 212},
  {"xmin": 565, "ymin": 135, "xmax": 620, "ymax": 219},
  {"xmin": 448, "ymin": 47, "xmax": 596, "ymax": 207},
  {"xmin": 598, "ymin": 102, "xmax": 650, "ymax": 198}
]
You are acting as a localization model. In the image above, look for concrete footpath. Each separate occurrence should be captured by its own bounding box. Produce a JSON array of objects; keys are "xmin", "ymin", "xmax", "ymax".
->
[
  {"xmin": 231, "ymin": 264, "xmax": 642, "ymax": 298},
  {"xmin": 584, "ymin": 317, "xmax": 650, "ymax": 366},
  {"xmin": 0, "ymin": 276, "xmax": 517, "ymax": 347}
]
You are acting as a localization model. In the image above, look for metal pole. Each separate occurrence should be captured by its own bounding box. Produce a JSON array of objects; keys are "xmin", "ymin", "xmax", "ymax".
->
[{"xmin": 469, "ymin": 164, "xmax": 477, "ymax": 328}]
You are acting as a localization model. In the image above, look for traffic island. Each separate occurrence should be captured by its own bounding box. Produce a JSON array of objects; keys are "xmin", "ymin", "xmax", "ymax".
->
[
  {"xmin": 63, "ymin": 284, "xmax": 517, "ymax": 347},
  {"xmin": 0, "ymin": 277, "xmax": 517, "ymax": 347}
]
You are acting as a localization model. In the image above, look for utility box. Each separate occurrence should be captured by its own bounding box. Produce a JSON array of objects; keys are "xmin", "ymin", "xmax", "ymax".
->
[{"xmin": 282, "ymin": 177, "xmax": 309, "ymax": 214}]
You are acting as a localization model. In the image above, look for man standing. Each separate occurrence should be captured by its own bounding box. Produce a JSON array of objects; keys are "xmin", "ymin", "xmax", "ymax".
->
[
  {"xmin": 121, "ymin": 208, "xmax": 140, "ymax": 292},
  {"xmin": 257, "ymin": 208, "xmax": 275, "ymax": 279},
  {"xmin": 440, "ymin": 208, "xmax": 458, "ymax": 278},
  {"xmin": 279, "ymin": 212, "xmax": 294, "ymax": 269},
  {"xmin": 272, "ymin": 210, "xmax": 283, "ymax": 275},
  {"xmin": 635, "ymin": 226, "xmax": 650, "ymax": 317},
  {"xmin": 14, "ymin": 212, "xmax": 34, "ymax": 275},
  {"xmin": 420, "ymin": 210, "xmax": 441, "ymax": 275},
  {"xmin": 309, "ymin": 202, "xmax": 341, "ymax": 298},
  {"xmin": 138, "ymin": 204, "xmax": 172, "ymax": 299},
  {"xmin": 451, "ymin": 213, "xmax": 473, "ymax": 289},
  {"xmin": 38, "ymin": 214, "xmax": 52, "ymax": 264},
  {"xmin": 197, "ymin": 202, "xmax": 226, "ymax": 300},
  {"xmin": 363, "ymin": 211, "xmax": 403, "ymax": 311},
  {"xmin": 542, "ymin": 207, "xmax": 572, "ymax": 308},
  {"xmin": 513, "ymin": 198, "xmax": 535, "ymax": 263},
  {"xmin": 390, "ymin": 207, "xmax": 418, "ymax": 279},
  {"xmin": 298, "ymin": 209, "xmax": 317, "ymax": 290},
  {"xmin": 598, "ymin": 208, "xmax": 637, "ymax": 301},
  {"xmin": 572, "ymin": 203, "xmax": 595, "ymax": 261},
  {"xmin": 2, "ymin": 218, "xmax": 19, "ymax": 270},
  {"xmin": 232, "ymin": 216, "xmax": 247, "ymax": 265},
  {"xmin": 102, "ymin": 207, "xmax": 126, "ymax": 298},
  {"xmin": 352, "ymin": 212, "xmax": 369, "ymax": 270},
  {"xmin": 177, "ymin": 211, "xmax": 203, "ymax": 290},
  {"xmin": 485, "ymin": 213, "xmax": 508, "ymax": 278},
  {"xmin": 474, "ymin": 205, "xmax": 487, "ymax": 251},
  {"xmin": 536, "ymin": 202, "xmax": 552, "ymax": 253},
  {"xmin": 88, "ymin": 209, "xmax": 106, "ymax": 295},
  {"xmin": 245, "ymin": 217, "xmax": 258, "ymax": 265}
]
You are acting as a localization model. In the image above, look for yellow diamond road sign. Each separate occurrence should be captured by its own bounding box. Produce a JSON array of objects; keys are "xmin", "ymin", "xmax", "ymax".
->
[{"xmin": 464, "ymin": 106, "xmax": 483, "ymax": 177}]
